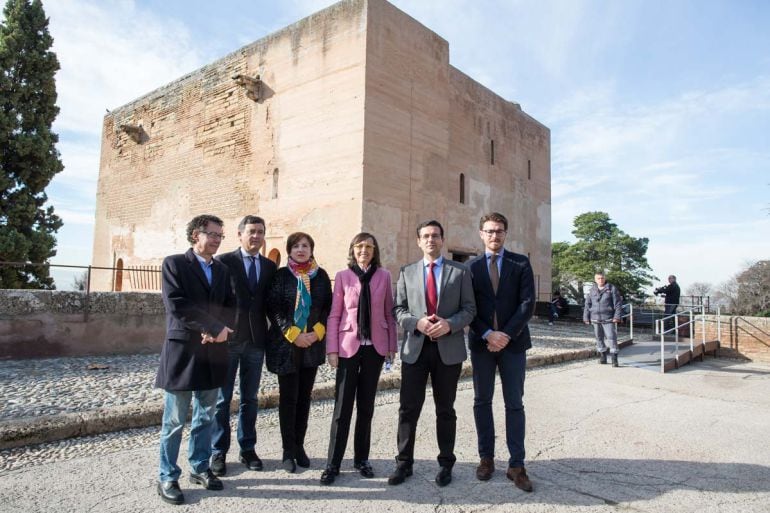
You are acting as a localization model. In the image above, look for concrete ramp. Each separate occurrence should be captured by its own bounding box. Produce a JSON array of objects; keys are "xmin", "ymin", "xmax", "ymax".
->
[{"xmin": 619, "ymin": 337, "xmax": 720, "ymax": 372}]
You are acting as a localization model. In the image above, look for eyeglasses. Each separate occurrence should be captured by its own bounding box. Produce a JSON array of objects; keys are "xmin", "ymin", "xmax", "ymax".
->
[
  {"xmin": 200, "ymin": 231, "xmax": 225, "ymax": 240},
  {"xmin": 481, "ymin": 229, "xmax": 506, "ymax": 236},
  {"xmin": 420, "ymin": 234, "xmax": 442, "ymax": 240},
  {"xmin": 353, "ymin": 243, "xmax": 375, "ymax": 250}
]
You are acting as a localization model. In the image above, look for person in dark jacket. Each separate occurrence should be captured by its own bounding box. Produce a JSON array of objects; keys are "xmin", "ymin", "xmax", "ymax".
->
[
  {"xmin": 155, "ymin": 214, "xmax": 235, "ymax": 506},
  {"xmin": 266, "ymin": 232, "xmax": 332, "ymax": 473},
  {"xmin": 656, "ymin": 274, "xmax": 681, "ymax": 324},
  {"xmin": 210, "ymin": 215, "xmax": 277, "ymax": 476},
  {"xmin": 583, "ymin": 272, "xmax": 623, "ymax": 367},
  {"xmin": 468, "ymin": 212, "xmax": 535, "ymax": 491},
  {"xmin": 549, "ymin": 290, "xmax": 568, "ymax": 325}
]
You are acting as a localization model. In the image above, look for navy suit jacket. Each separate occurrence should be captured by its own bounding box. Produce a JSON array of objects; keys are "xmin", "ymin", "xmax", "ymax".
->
[
  {"xmin": 216, "ymin": 249, "xmax": 276, "ymax": 348},
  {"xmin": 155, "ymin": 248, "xmax": 236, "ymax": 391},
  {"xmin": 468, "ymin": 249, "xmax": 535, "ymax": 354}
]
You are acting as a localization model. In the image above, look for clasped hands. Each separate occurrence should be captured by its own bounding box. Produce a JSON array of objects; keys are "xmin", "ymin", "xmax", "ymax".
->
[
  {"xmin": 485, "ymin": 330, "xmax": 510, "ymax": 352},
  {"xmin": 417, "ymin": 314, "xmax": 451, "ymax": 340},
  {"xmin": 201, "ymin": 326, "xmax": 233, "ymax": 344},
  {"xmin": 293, "ymin": 331, "xmax": 318, "ymax": 348}
]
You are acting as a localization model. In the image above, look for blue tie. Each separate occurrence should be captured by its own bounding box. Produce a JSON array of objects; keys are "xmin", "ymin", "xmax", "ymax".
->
[{"xmin": 248, "ymin": 256, "xmax": 258, "ymax": 293}]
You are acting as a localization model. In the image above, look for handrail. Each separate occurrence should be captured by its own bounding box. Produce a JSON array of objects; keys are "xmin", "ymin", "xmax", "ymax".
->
[
  {"xmin": 655, "ymin": 305, "xmax": 719, "ymax": 373},
  {"xmin": 620, "ymin": 303, "xmax": 634, "ymax": 341}
]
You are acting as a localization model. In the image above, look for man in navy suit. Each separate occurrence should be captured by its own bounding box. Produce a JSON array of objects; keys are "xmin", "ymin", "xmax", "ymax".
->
[
  {"xmin": 211, "ymin": 215, "xmax": 277, "ymax": 475},
  {"xmin": 155, "ymin": 214, "xmax": 235, "ymax": 505},
  {"xmin": 468, "ymin": 212, "xmax": 535, "ymax": 492}
]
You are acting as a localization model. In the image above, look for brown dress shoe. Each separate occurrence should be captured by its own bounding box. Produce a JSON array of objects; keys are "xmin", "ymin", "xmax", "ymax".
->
[
  {"xmin": 506, "ymin": 466, "xmax": 533, "ymax": 492},
  {"xmin": 476, "ymin": 457, "xmax": 495, "ymax": 481}
]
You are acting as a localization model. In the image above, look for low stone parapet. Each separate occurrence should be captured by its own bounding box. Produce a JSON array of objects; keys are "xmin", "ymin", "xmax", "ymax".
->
[{"xmin": 0, "ymin": 290, "xmax": 165, "ymax": 359}]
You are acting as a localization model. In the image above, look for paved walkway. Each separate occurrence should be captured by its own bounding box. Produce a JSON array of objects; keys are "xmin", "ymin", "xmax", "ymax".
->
[{"xmin": 1, "ymin": 356, "xmax": 769, "ymax": 513}]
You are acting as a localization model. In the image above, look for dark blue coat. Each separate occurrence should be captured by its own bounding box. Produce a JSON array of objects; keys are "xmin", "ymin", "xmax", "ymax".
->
[
  {"xmin": 468, "ymin": 250, "xmax": 536, "ymax": 354},
  {"xmin": 216, "ymin": 249, "xmax": 277, "ymax": 348},
  {"xmin": 155, "ymin": 248, "xmax": 236, "ymax": 391}
]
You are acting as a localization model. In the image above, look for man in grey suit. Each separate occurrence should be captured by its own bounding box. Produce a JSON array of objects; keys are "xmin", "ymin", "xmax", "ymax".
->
[{"xmin": 389, "ymin": 220, "xmax": 476, "ymax": 487}]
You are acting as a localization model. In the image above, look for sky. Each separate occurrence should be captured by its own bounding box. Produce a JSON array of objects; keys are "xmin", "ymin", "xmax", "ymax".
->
[{"xmin": 20, "ymin": 0, "xmax": 770, "ymax": 292}]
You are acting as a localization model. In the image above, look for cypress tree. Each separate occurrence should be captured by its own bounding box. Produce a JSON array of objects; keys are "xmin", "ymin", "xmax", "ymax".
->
[{"xmin": 0, "ymin": 0, "xmax": 63, "ymax": 289}]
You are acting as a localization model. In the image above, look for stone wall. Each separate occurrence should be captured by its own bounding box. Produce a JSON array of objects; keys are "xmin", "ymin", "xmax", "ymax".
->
[
  {"xmin": 93, "ymin": 0, "xmax": 551, "ymax": 294},
  {"xmin": 362, "ymin": 0, "xmax": 551, "ymax": 291},
  {"xmin": 0, "ymin": 290, "xmax": 165, "ymax": 360},
  {"xmin": 694, "ymin": 314, "xmax": 770, "ymax": 362}
]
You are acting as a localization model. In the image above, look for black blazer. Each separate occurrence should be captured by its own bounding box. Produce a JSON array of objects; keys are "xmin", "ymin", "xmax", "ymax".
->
[
  {"xmin": 468, "ymin": 249, "xmax": 536, "ymax": 354},
  {"xmin": 266, "ymin": 266, "xmax": 332, "ymax": 375},
  {"xmin": 155, "ymin": 248, "xmax": 236, "ymax": 391},
  {"xmin": 216, "ymin": 249, "xmax": 277, "ymax": 348}
]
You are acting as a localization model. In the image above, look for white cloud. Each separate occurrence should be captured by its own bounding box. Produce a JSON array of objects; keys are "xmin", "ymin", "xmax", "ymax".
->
[{"xmin": 45, "ymin": 0, "xmax": 207, "ymax": 138}]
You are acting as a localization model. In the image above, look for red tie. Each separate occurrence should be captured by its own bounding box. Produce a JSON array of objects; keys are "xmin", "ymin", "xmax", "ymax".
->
[{"xmin": 426, "ymin": 262, "xmax": 438, "ymax": 316}]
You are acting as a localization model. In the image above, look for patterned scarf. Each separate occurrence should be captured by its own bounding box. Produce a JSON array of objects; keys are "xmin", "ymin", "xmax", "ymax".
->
[{"xmin": 287, "ymin": 257, "xmax": 319, "ymax": 330}]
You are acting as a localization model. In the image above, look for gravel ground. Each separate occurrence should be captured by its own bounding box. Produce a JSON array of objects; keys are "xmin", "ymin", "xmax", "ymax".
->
[
  {"xmin": 0, "ymin": 320, "xmax": 608, "ymax": 474},
  {"xmin": 0, "ymin": 321, "xmax": 602, "ymax": 422}
]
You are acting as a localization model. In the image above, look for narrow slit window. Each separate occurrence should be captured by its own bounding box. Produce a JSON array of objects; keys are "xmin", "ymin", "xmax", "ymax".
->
[
  {"xmin": 459, "ymin": 173, "xmax": 466, "ymax": 204},
  {"xmin": 272, "ymin": 168, "xmax": 279, "ymax": 199},
  {"xmin": 527, "ymin": 160, "xmax": 531, "ymax": 180},
  {"xmin": 490, "ymin": 140, "xmax": 495, "ymax": 165}
]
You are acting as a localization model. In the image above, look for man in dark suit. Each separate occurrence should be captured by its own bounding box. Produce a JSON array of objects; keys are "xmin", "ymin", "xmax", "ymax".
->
[
  {"xmin": 211, "ymin": 215, "xmax": 277, "ymax": 475},
  {"xmin": 468, "ymin": 212, "xmax": 535, "ymax": 492},
  {"xmin": 156, "ymin": 214, "xmax": 234, "ymax": 505},
  {"xmin": 389, "ymin": 220, "xmax": 476, "ymax": 487}
]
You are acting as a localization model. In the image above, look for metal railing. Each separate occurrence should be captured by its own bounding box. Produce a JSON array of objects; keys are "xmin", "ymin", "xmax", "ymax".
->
[
  {"xmin": 654, "ymin": 306, "xmax": 722, "ymax": 373},
  {"xmin": 0, "ymin": 260, "xmax": 161, "ymax": 321}
]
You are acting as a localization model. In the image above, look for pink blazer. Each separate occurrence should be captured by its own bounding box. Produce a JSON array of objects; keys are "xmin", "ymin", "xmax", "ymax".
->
[{"xmin": 326, "ymin": 267, "xmax": 398, "ymax": 358}]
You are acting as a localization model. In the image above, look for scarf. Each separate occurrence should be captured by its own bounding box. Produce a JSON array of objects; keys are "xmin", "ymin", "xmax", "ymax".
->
[
  {"xmin": 287, "ymin": 257, "xmax": 319, "ymax": 330},
  {"xmin": 351, "ymin": 263, "xmax": 377, "ymax": 341}
]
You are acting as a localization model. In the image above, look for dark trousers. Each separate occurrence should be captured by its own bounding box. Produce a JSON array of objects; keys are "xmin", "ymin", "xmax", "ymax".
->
[
  {"xmin": 471, "ymin": 348, "xmax": 526, "ymax": 468},
  {"xmin": 277, "ymin": 366, "xmax": 318, "ymax": 459},
  {"xmin": 211, "ymin": 341, "xmax": 265, "ymax": 456},
  {"xmin": 396, "ymin": 342, "xmax": 462, "ymax": 468},
  {"xmin": 326, "ymin": 345, "xmax": 384, "ymax": 468}
]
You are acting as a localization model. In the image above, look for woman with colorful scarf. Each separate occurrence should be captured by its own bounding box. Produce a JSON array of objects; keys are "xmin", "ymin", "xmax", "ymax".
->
[
  {"xmin": 319, "ymin": 233, "xmax": 397, "ymax": 485},
  {"xmin": 266, "ymin": 232, "xmax": 332, "ymax": 473}
]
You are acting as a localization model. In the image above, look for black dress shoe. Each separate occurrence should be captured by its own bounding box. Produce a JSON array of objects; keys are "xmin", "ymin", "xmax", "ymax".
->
[
  {"xmin": 354, "ymin": 460, "xmax": 374, "ymax": 478},
  {"xmin": 189, "ymin": 469, "xmax": 223, "ymax": 490},
  {"xmin": 435, "ymin": 466, "xmax": 452, "ymax": 487},
  {"xmin": 387, "ymin": 464, "xmax": 413, "ymax": 485},
  {"xmin": 282, "ymin": 458, "xmax": 297, "ymax": 473},
  {"xmin": 240, "ymin": 450, "xmax": 263, "ymax": 471},
  {"xmin": 295, "ymin": 447, "xmax": 310, "ymax": 468},
  {"xmin": 157, "ymin": 481, "xmax": 184, "ymax": 505},
  {"xmin": 211, "ymin": 453, "xmax": 226, "ymax": 476},
  {"xmin": 319, "ymin": 466, "xmax": 339, "ymax": 485}
]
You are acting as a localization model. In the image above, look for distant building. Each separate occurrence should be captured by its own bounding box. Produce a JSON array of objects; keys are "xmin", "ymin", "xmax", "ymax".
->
[{"xmin": 92, "ymin": 0, "xmax": 551, "ymax": 295}]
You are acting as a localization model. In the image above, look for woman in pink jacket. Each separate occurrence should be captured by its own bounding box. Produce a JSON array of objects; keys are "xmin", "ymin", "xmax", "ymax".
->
[{"xmin": 319, "ymin": 232, "xmax": 398, "ymax": 485}]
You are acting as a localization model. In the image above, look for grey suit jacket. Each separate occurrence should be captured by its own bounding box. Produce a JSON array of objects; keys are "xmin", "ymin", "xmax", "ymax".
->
[{"xmin": 394, "ymin": 258, "xmax": 476, "ymax": 365}]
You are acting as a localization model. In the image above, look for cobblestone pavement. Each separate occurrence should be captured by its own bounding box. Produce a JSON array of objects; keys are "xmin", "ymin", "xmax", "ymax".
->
[
  {"xmin": 2, "ymin": 356, "xmax": 769, "ymax": 513},
  {"xmin": 0, "ymin": 320, "xmax": 608, "ymax": 474},
  {"xmin": 0, "ymin": 320, "xmax": 603, "ymax": 421}
]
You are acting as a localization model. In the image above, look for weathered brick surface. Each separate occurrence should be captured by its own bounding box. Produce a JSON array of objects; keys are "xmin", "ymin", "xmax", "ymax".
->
[
  {"xmin": 93, "ymin": 0, "xmax": 551, "ymax": 293},
  {"xmin": 694, "ymin": 314, "xmax": 770, "ymax": 362}
]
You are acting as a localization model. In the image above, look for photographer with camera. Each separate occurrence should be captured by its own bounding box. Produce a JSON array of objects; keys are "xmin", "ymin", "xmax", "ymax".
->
[{"xmin": 655, "ymin": 275, "xmax": 680, "ymax": 317}]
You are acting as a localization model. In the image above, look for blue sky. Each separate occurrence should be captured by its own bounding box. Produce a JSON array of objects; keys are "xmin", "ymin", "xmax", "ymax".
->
[{"xmin": 32, "ymin": 0, "xmax": 770, "ymax": 292}]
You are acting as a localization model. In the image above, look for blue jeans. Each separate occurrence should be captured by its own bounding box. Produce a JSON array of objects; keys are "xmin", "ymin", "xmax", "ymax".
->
[
  {"xmin": 212, "ymin": 342, "xmax": 265, "ymax": 456},
  {"xmin": 158, "ymin": 388, "xmax": 218, "ymax": 482},
  {"xmin": 471, "ymin": 349, "xmax": 527, "ymax": 468}
]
